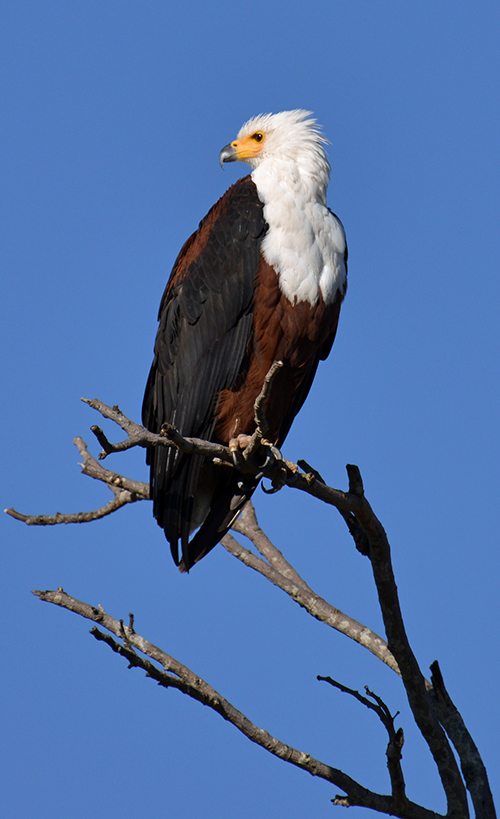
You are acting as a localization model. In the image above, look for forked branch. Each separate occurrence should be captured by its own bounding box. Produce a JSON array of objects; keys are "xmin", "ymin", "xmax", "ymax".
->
[
  {"xmin": 318, "ymin": 676, "xmax": 406, "ymax": 807},
  {"xmin": 31, "ymin": 588, "xmax": 442, "ymax": 819}
]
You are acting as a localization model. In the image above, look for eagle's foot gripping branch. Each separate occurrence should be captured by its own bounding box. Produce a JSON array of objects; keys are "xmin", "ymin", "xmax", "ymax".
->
[{"xmin": 228, "ymin": 432, "xmax": 287, "ymax": 494}]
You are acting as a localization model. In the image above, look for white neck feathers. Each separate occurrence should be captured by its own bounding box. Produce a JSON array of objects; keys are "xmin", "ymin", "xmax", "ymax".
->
[{"xmin": 251, "ymin": 156, "xmax": 346, "ymax": 307}]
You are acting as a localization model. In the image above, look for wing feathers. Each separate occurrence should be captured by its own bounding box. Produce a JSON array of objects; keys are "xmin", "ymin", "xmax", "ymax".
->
[{"xmin": 142, "ymin": 176, "xmax": 267, "ymax": 568}]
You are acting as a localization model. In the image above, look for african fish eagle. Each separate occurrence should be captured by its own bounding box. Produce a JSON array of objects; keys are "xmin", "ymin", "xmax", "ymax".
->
[{"xmin": 142, "ymin": 110, "xmax": 347, "ymax": 572}]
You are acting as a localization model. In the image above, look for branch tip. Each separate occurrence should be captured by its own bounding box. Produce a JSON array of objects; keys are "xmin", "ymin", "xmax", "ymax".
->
[{"xmin": 346, "ymin": 464, "xmax": 364, "ymax": 496}]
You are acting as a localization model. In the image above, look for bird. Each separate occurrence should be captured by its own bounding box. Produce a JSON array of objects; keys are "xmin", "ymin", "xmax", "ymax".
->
[{"xmin": 142, "ymin": 110, "xmax": 347, "ymax": 572}]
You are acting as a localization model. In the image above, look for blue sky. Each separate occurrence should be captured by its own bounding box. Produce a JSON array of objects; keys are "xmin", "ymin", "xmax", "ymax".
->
[{"xmin": 1, "ymin": 2, "xmax": 499, "ymax": 816}]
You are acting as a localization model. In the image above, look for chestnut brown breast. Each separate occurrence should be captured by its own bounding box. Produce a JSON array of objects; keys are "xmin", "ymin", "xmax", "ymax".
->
[{"xmin": 215, "ymin": 257, "xmax": 343, "ymax": 447}]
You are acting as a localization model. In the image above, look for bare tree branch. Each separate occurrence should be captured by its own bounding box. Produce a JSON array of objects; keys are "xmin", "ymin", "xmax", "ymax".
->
[
  {"xmin": 430, "ymin": 661, "xmax": 497, "ymax": 819},
  {"xmin": 80, "ymin": 395, "xmax": 364, "ymax": 515},
  {"xmin": 318, "ymin": 676, "xmax": 406, "ymax": 807},
  {"xmin": 231, "ymin": 500, "xmax": 312, "ymax": 590},
  {"xmin": 4, "ymin": 436, "xmax": 149, "ymax": 525},
  {"xmin": 4, "ymin": 410, "xmax": 398, "ymax": 673},
  {"xmin": 3, "ymin": 395, "xmax": 371, "ymax": 538},
  {"xmin": 75, "ymin": 436, "xmax": 150, "ymax": 498},
  {"xmin": 82, "ymin": 397, "xmax": 235, "ymax": 464},
  {"xmin": 341, "ymin": 466, "xmax": 469, "ymax": 818},
  {"xmin": 5, "ymin": 490, "xmax": 133, "ymax": 525},
  {"xmin": 224, "ymin": 503, "xmax": 400, "ymax": 675},
  {"xmin": 31, "ymin": 588, "xmax": 443, "ymax": 819},
  {"xmin": 253, "ymin": 359, "xmax": 284, "ymax": 436}
]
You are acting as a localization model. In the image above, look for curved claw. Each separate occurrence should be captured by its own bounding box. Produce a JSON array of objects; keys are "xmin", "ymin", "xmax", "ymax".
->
[
  {"xmin": 261, "ymin": 480, "xmax": 282, "ymax": 495},
  {"xmin": 256, "ymin": 451, "xmax": 273, "ymax": 476},
  {"xmin": 235, "ymin": 445, "xmax": 278, "ymax": 491}
]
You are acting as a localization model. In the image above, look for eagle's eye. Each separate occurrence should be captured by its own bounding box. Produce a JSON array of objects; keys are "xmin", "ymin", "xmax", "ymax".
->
[{"xmin": 251, "ymin": 132, "xmax": 264, "ymax": 142}]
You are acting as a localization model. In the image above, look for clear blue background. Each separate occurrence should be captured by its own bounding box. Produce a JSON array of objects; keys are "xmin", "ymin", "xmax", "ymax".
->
[{"xmin": 1, "ymin": 2, "xmax": 499, "ymax": 816}]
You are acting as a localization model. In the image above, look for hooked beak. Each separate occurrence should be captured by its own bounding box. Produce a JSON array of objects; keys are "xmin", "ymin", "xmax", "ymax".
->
[{"xmin": 219, "ymin": 143, "xmax": 238, "ymax": 169}]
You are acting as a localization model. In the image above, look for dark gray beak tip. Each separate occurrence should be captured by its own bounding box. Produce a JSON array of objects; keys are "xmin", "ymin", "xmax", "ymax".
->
[{"xmin": 219, "ymin": 143, "xmax": 238, "ymax": 169}]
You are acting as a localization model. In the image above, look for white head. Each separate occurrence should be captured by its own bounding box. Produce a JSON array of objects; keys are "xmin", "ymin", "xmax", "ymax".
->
[{"xmin": 219, "ymin": 110, "xmax": 330, "ymax": 193}]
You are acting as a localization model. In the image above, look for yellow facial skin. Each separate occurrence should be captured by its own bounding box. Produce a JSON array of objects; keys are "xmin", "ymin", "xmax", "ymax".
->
[
  {"xmin": 230, "ymin": 131, "xmax": 266, "ymax": 162},
  {"xmin": 219, "ymin": 131, "xmax": 266, "ymax": 167}
]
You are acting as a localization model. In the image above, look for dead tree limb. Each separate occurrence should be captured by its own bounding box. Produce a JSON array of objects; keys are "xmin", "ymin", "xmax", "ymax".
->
[
  {"xmin": 4, "ymin": 395, "xmax": 372, "ymax": 525},
  {"xmin": 31, "ymin": 588, "xmax": 443, "ymax": 819},
  {"xmin": 5, "ymin": 490, "xmax": 133, "ymax": 525},
  {"xmin": 339, "ymin": 466, "xmax": 469, "ymax": 818},
  {"xmin": 6, "ymin": 382, "xmax": 496, "ymax": 816},
  {"xmin": 4, "ymin": 436, "xmax": 149, "ymax": 525},
  {"xmin": 430, "ymin": 661, "xmax": 496, "ymax": 819},
  {"xmin": 221, "ymin": 521, "xmax": 399, "ymax": 675},
  {"xmin": 318, "ymin": 676, "xmax": 406, "ymax": 808}
]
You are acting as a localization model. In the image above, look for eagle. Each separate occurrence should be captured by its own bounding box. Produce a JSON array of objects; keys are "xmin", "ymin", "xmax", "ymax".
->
[{"xmin": 142, "ymin": 110, "xmax": 347, "ymax": 572}]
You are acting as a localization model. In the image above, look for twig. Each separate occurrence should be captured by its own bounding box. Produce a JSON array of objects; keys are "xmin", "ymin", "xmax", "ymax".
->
[
  {"xmin": 254, "ymin": 360, "xmax": 283, "ymax": 434},
  {"xmin": 318, "ymin": 676, "xmax": 397, "ymax": 730},
  {"xmin": 82, "ymin": 397, "xmax": 233, "ymax": 464},
  {"xmin": 4, "ymin": 436, "xmax": 150, "ymax": 526},
  {"xmin": 74, "ymin": 437, "xmax": 150, "ymax": 498},
  {"xmin": 318, "ymin": 676, "xmax": 406, "ymax": 806},
  {"xmin": 237, "ymin": 360, "xmax": 284, "ymax": 466},
  {"xmin": 243, "ymin": 360, "xmax": 283, "ymax": 457},
  {"xmin": 5, "ymin": 488, "xmax": 134, "ymax": 525}
]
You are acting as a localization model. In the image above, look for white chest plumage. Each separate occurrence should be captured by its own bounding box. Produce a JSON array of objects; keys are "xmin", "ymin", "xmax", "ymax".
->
[{"xmin": 252, "ymin": 162, "xmax": 347, "ymax": 307}]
